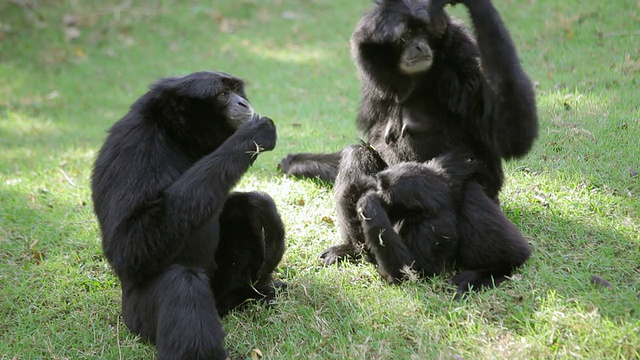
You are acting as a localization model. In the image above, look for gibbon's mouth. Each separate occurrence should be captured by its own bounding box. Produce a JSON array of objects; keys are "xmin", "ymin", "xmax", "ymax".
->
[
  {"xmin": 400, "ymin": 55, "xmax": 433, "ymax": 74},
  {"xmin": 243, "ymin": 109, "xmax": 256, "ymax": 121},
  {"xmin": 229, "ymin": 109, "xmax": 258, "ymax": 129},
  {"xmin": 239, "ymin": 110, "xmax": 257, "ymax": 125}
]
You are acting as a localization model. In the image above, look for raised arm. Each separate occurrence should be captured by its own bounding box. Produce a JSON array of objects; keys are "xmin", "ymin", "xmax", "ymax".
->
[{"xmin": 455, "ymin": 0, "xmax": 539, "ymax": 158}]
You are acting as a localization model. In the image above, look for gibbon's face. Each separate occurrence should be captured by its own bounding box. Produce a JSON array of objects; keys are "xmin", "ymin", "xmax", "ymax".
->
[
  {"xmin": 189, "ymin": 71, "xmax": 256, "ymax": 129},
  {"xmin": 170, "ymin": 71, "xmax": 257, "ymax": 129},
  {"xmin": 398, "ymin": 28, "xmax": 434, "ymax": 74},
  {"xmin": 391, "ymin": 1, "xmax": 446, "ymax": 75},
  {"xmin": 213, "ymin": 77, "xmax": 256, "ymax": 129},
  {"xmin": 360, "ymin": 0, "xmax": 448, "ymax": 75}
]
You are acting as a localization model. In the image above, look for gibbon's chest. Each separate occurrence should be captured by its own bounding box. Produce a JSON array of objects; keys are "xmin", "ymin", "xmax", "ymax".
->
[{"xmin": 374, "ymin": 106, "xmax": 453, "ymax": 165}]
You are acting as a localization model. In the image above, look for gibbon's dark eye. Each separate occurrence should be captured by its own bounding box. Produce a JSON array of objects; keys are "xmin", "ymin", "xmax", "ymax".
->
[{"xmin": 218, "ymin": 90, "xmax": 229, "ymax": 101}]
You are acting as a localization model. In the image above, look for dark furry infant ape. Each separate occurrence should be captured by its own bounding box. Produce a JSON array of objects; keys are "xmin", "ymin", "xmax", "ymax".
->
[
  {"xmin": 281, "ymin": 0, "xmax": 538, "ymax": 297},
  {"xmin": 341, "ymin": 145, "xmax": 531, "ymax": 299},
  {"xmin": 91, "ymin": 71, "xmax": 285, "ymax": 360}
]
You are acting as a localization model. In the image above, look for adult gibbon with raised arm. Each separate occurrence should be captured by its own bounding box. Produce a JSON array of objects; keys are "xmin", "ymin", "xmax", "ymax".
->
[{"xmin": 282, "ymin": 0, "xmax": 538, "ymax": 297}]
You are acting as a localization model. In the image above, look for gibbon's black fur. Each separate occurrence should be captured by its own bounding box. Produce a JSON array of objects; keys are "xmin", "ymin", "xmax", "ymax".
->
[
  {"xmin": 282, "ymin": 0, "xmax": 538, "ymax": 296},
  {"xmin": 91, "ymin": 71, "xmax": 285, "ymax": 360},
  {"xmin": 279, "ymin": 0, "xmax": 537, "ymax": 192},
  {"xmin": 278, "ymin": 151, "xmax": 341, "ymax": 184},
  {"xmin": 334, "ymin": 144, "xmax": 531, "ymax": 299}
]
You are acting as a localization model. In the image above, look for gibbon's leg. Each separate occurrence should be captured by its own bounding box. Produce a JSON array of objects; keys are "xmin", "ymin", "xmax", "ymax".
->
[
  {"xmin": 452, "ymin": 181, "xmax": 532, "ymax": 299},
  {"xmin": 320, "ymin": 143, "xmax": 387, "ymax": 265},
  {"xmin": 278, "ymin": 151, "xmax": 341, "ymax": 183},
  {"xmin": 122, "ymin": 264, "xmax": 227, "ymax": 360},
  {"xmin": 213, "ymin": 191, "xmax": 285, "ymax": 315}
]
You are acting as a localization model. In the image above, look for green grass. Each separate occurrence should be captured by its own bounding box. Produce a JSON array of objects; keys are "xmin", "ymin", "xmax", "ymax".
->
[{"xmin": 1, "ymin": 0, "xmax": 638, "ymax": 359}]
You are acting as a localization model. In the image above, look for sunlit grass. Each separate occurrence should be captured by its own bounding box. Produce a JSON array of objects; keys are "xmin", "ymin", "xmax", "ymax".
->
[
  {"xmin": 1, "ymin": 0, "xmax": 639, "ymax": 359},
  {"xmin": 243, "ymin": 43, "xmax": 330, "ymax": 64}
]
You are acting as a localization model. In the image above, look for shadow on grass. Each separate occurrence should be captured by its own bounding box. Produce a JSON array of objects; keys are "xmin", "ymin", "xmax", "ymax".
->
[{"xmin": 224, "ymin": 271, "xmax": 456, "ymax": 359}]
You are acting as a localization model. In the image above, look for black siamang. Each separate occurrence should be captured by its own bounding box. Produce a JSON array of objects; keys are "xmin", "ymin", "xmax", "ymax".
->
[
  {"xmin": 280, "ymin": 0, "xmax": 538, "ymax": 296},
  {"xmin": 337, "ymin": 144, "xmax": 531, "ymax": 299},
  {"xmin": 91, "ymin": 71, "xmax": 285, "ymax": 360}
]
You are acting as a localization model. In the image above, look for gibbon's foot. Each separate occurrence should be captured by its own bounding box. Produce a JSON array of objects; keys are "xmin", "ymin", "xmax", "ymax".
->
[
  {"xmin": 319, "ymin": 243, "xmax": 362, "ymax": 266},
  {"xmin": 449, "ymin": 270, "xmax": 509, "ymax": 300}
]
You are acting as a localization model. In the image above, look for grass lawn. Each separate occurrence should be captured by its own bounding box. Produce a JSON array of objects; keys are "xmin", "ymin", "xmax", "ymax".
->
[{"xmin": 1, "ymin": 0, "xmax": 638, "ymax": 359}]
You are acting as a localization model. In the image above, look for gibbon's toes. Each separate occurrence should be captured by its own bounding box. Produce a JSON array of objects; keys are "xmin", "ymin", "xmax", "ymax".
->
[
  {"xmin": 319, "ymin": 244, "xmax": 361, "ymax": 266},
  {"xmin": 277, "ymin": 155, "xmax": 293, "ymax": 172},
  {"xmin": 319, "ymin": 247, "xmax": 342, "ymax": 266},
  {"xmin": 272, "ymin": 280, "xmax": 287, "ymax": 291}
]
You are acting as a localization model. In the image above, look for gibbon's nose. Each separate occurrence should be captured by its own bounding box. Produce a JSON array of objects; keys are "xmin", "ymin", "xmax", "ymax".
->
[
  {"xmin": 237, "ymin": 98, "xmax": 250, "ymax": 109},
  {"xmin": 415, "ymin": 39, "xmax": 431, "ymax": 55}
]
